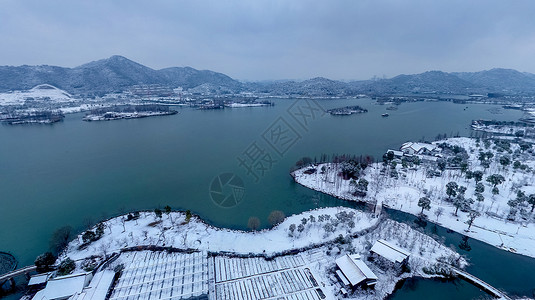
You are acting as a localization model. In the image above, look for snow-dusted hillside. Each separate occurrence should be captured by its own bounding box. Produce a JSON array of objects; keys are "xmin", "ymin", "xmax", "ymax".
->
[{"xmin": 0, "ymin": 84, "xmax": 73, "ymax": 106}]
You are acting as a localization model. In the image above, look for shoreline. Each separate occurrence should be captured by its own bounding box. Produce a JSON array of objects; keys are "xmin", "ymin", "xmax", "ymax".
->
[
  {"xmin": 56, "ymin": 207, "xmax": 464, "ymax": 300},
  {"xmin": 291, "ymin": 137, "xmax": 535, "ymax": 260},
  {"xmin": 292, "ymin": 165, "xmax": 535, "ymax": 259}
]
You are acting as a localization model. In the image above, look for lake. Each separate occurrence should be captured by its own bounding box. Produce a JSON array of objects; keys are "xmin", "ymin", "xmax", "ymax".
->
[{"xmin": 1, "ymin": 98, "xmax": 533, "ymax": 299}]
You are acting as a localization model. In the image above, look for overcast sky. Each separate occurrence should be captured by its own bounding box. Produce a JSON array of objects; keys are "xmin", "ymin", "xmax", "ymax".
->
[{"xmin": 1, "ymin": 0, "xmax": 534, "ymax": 81}]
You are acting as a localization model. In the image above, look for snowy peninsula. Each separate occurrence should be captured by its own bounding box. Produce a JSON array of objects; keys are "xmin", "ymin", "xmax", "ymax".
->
[
  {"xmin": 292, "ymin": 136, "xmax": 535, "ymax": 259},
  {"xmin": 53, "ymin": 208, "xmax": 463, "ymax": 300}
]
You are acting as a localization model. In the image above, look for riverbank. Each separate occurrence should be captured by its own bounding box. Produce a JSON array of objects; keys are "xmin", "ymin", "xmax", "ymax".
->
[
  {"xmin": 292, "ymin": 137, "xmax": 535, "ymax": 259},
  {"xmin": 57, "ymin": 207, "xmax": 464, "ymax": 299}
]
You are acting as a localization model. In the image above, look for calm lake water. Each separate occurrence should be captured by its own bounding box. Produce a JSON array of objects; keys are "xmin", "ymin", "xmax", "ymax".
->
[{"xmin": 1, "ymin": 98, "xmax": 534, "ymax": 299}]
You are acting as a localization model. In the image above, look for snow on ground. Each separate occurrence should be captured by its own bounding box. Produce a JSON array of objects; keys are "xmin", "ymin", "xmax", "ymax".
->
[
  {"xmin": 0, "ymin": 84, "xmax": 73, "ymax": 106},
  {"xmin": 82, "ymin": 111, "xmax": 175, "ymax": 121},
  {"xmin": 225, "ymin": 103, "xmax": 269, "ymax": 108},
  {"xmin": 60, "ymin": 208, "xmax": 463, "ymax": 300},
  {"xmin": 304, "ymin": 218, "xmax": 465, "ymax": 300},
  {"xmin": 292, "ymin": 137, "xmax": 535, "ymax": 259},
  {"xmin": 62, "ymin": 207, "xmax": 378, "ymax": 262}
]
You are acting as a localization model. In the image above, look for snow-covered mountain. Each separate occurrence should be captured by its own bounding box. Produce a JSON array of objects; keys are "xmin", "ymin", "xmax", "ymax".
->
[
  {"xmin": 0, "ymin": 56, "xmax": 242, "ymax": 95},
  {"xmin": 1, "ymin": 56, "xmax": 534, "ymax": 96},
  {"xmin": 360, "ymin": 71, "xmax": 478, "ymax": 95},
  {"xmin": 453, "ymin": 68, "xmax": 535, "ymax": 93}
]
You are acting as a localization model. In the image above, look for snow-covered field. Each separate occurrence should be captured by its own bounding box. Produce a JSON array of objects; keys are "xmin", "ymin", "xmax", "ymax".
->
[
  {"xmin": 0, "ymin": 84, "xmax": 74, "ymax": 106},
  {"xmin": 471, "ymin": 121, "xmax": 535, "ymax": 137},
  {"xmin": 63, "ymin": 207, "xmax": 378, "ymax": 261},
  {"xmin": 61, "ymin": 208, "xmax": 463, "ymax": 300},
  {"xmin": 293, "ymin": 137, "xmax": 535, "ymax": 259}
]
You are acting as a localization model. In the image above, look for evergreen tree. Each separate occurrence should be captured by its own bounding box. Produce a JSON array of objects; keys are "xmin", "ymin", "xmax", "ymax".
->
[
  {"xmin": 475, "ymin": 182, "xmax": 485, "ymax": 193},
  {"xmin": 418, "ymin": 197, "xmax": 431, "ymax": 214},
  {"xmin": 486, "ymin": 174, "xmax": 505, "ymax": 187},
  {"xmin": 446, "ymin": 182, "xmax": 458, "ymax": 199}
]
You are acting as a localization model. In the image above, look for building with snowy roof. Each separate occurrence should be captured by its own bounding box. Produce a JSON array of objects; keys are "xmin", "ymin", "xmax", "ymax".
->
[
  {"xmin": 32, "ymin": 272, "xmax": 93, "ymax": 300},
  {"xmin": 69, "ymin": 270, "xmax": 115, "ymax": 300},
  {"xmin": 30, "ymin": 270, "xmax": 115, "ymax": 300},
  {"xmin": 370, "ymin": 239, "xmax": 410, "ymax": 265},
  {"xmin": 400, "ymin": 142, "xmax": 437, "ymax": 156},
  {"xmin": 27, "ymin": 273, "xmax": 51, "ymax": 288},
  {"xmin": 335, "ymin": 254, "xmax": 377, "ymax": 289},
  {"xmin": 386, "ymin": 149, "xmax": 404, "ymax": 158}
]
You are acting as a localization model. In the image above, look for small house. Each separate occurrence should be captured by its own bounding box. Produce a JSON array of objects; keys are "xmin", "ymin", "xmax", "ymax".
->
[
  {"xmin": 335, "ymin": 254, "xmax": 378, "ymax": 289},
  {"xmin": 385, "ymin": 149, "xmax": 404, "ymax": 159},
  {"xmin": 27, "ymin": 273, "xmax": 51, "ymax": 289}
]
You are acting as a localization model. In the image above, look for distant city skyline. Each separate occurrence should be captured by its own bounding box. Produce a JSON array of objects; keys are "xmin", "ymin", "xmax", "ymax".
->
[{"xmin": 1, "ymin": 0, "xmax": 534, "ymax": 81}]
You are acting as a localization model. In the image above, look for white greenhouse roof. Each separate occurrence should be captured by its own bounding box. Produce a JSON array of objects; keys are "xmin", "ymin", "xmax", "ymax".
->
[
  {"xmin": 76, "ymin": 270, "xmax": 115, "ymax": 300},
  {"xmin": 370, "ymin": 239, "xmax": 410, "ymax": 263}
]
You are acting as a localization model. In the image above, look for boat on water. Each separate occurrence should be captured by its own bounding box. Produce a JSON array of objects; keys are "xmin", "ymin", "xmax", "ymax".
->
[{"xmin": 381, "ymin": 113, "xmax": 389, "ymax": 117}]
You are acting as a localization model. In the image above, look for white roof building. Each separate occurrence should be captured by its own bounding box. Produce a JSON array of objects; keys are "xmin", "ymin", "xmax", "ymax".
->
[
  {"xmin": 32, "ymin": 272, "xmax": 92, "ymax": 300},
  {"xmin": 335, "ymin": 254, "xmax": 378, "ymax": 288},
  {"xmin": 400, "ymin": 142, "xmax": 437, "ymax": 155},
  {"xmin": 28, "ymin": 273, "xmax": 51, "ymax": 286},
  {"xmin": 386, "ymin": 149, "xmax": 404, "ymax": 158},
  {"xmin": 70, "ymin": 270, "xmax": 115, "ymax": 300},
  {"xmin": 31, "ymin": 270, "xmax": 115, "ymax": 300},
  {"xmin": 370, "ymin": 239, "xmax": 411, "ymax": 264}
]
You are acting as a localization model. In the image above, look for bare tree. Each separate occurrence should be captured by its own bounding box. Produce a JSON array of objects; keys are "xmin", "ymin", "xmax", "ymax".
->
[
  {"xmin": 247, "ymin": 217, "xmax": 261, "ymax": 231},
  {"xmin": 466, "ymin": 211, "xmax": 481, "ymax": 230},
  {"xmin": 268, "ymin": 210, "xmax": 285, "ymax": 226},
  {"xmin": 434, "ymin": 207, "xmax": 444, "ymax": 221}
]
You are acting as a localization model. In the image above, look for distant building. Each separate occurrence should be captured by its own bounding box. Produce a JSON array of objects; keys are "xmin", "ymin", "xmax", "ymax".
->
[
  {"xmin": 469, "ymin": 94, "xmax": 486, "ymax": 99},
  {"xmin": 130, "ymin": 84, "xmax": 174, "ymax": 97},
  {"xmin": 386, "ymin": 149, "xmax": 404, "ymax": 159},
  {"xmin": 335, "ymin": 254, "xmax": 378, "ymax": 289}
]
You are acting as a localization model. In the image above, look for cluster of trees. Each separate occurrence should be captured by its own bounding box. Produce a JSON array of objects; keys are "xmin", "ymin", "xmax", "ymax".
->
[
  {"xmin": 350, "ymin": 178, "xmax": 369, "ymax": 197},
  {"xmin": 294, "ymin": 154, "xmax": 375, "ymax": 171},
  {"xmin": 81, "ymin": 223, "xmax": 105, "ymax": 244},
  {"xmin": 34, "ymin": 253, "xmax": 76, "ymax": 276},
  {"xmin": 507, "ymin": 191, "xmax": 535, "ymax": 221},
  {"xmin": 57, "ymin": 258, "xmax": 76, "ymax": 276},
  {"xmin": 287, "ymin": 211, "xmax": 357, "ymax": 238},
  {"xmin": 35, "ymin": 252, "xmax": 57, "ymax": 272},
  {"xmin": 153, "ymin": 206, "xmax": 191, "ymax": 224},
  {"xmin": 478, "ymin": 150, "xmax": 494, "ymax": 169},
  {"xmin": 246, "ymin": 211, "xmax": 286, "ymax": 231}
]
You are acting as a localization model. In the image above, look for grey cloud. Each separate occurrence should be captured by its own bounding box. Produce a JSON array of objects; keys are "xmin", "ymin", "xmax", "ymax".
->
[{"xmin": 0, "ymin": 0, "xmax": 534, "ymax": 80}]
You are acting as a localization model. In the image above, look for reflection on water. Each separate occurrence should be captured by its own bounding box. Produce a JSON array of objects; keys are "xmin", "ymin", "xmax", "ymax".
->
[{"xmin": 387, "ymin": 277, "xmax": 492, "ymax": 300}]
